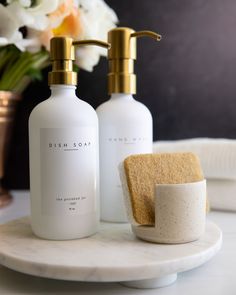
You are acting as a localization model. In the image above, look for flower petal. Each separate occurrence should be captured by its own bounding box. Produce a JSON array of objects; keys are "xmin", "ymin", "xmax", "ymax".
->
[
  {"xmin": 0, "ymin": 37, "xmax": 8, "ymax": 46},
  {"xmin": 28, "ymin": 0, "xmax": 60, "ymax": 15},
  {"xmin": 0, "ymin": 4, "xmax": 24, "ymax": 49},
  {"xmin": 7, "ymin": 2, "xmax": 34, "ymax": 27},
  {"xmin": 75, "ymin": 46, "xmax": 100, "ymax": 72}
]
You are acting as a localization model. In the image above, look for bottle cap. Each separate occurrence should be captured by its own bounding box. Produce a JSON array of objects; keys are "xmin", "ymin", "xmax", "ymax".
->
[
  {"xmin": 107, "ymin": 27, "xmax": 162, "ymax": 94},
  {"xmin": 48, "ymin": 37, "xmax": 110, "ymax": 85}
]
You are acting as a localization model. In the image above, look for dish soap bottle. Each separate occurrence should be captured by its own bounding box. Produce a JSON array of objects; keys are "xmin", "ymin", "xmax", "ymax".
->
[
  {"xmin": 29, "ymin": 37, "xmax": 110, "ymax": 240},
  {"xmin": 96, "ymin": 28, "xmax": 161, "ymax": 222}
]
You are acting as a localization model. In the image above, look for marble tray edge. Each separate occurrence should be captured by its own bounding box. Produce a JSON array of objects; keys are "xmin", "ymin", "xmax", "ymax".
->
[{"xmin": 0, "ymin": 219, "xmax": 223, "ymax": 283}]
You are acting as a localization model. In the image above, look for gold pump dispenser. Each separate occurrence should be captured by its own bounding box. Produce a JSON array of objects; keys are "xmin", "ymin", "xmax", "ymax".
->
[
  {"xmin": 48, "ymin": 37, "xmax": 110, "ymax": 85},
  {"xmin": 107, "ymin": 27, "xmax": 162, "ymax": 94}
]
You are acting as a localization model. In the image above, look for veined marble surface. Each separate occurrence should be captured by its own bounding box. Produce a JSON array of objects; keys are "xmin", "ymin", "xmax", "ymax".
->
[
  {"xmin": 0, "ymin": 217, "xmax": 221, "ymax": 283},
  {"xmin": 0, "ymin": 191, "xmax": 234, "ymax": 294}
]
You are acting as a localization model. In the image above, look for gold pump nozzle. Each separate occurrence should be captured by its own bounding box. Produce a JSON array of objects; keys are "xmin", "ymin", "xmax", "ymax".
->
[
  {"xmin": 72, "ymin": 40, "xmax": 110, "ymax": 49},
  {"xmin": 48, "ymin": 37, "xmax": 110, "ymax": 85},
  {"xmin": 131, "ymin": 31, "xmax": 162, "ymax": 41},
  {"xmin": 107, "ymin": 27, "xmax": 162, "ymax": 94}
]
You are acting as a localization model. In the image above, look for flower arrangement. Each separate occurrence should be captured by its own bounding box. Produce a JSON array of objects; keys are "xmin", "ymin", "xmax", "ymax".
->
[{"xmin": 0, "ymin": 0, "xmax": 118, "ymax": 93}]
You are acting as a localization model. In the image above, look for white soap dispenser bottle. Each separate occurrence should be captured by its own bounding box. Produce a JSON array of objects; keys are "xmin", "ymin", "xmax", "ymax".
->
[
  {"xmin": 96, "ymin": 28, "xmax": 162, "ymax": 222},
  {"xmin": 29, "ymin": 37, "xmax": 110, "ymax": 240}
]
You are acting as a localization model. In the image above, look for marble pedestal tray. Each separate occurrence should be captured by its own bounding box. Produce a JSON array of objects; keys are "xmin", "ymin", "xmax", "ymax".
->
[{"xmin": 0, "ymin": 217, "xmax": 222, "ymax": 289}]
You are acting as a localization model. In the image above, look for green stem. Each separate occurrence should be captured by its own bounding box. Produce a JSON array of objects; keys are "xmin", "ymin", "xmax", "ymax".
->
[
  {"xmin": 0, "ymin": 53, "xmax": 31, "ymax": 89},
  {"xmin": 0, "ymin": 46, "xmax": 50, "ymax": 92},
  {"xmin": 13, "ymin": 76, "xmax": 31, "ymax": 93},
  {"xmin": 12, "ymin": 52, "xmax": 49, "ymax": 90},
  {"xmin": 0, "ymin": 51, "xmax": 39, "ymax": 89},
  {"xmin": 0, "ymin": 48, "xmax": 17, "ymax": 73},
  {"xmin": 12, "ymin": 52, "xmax": 49, "ymax": 91}
]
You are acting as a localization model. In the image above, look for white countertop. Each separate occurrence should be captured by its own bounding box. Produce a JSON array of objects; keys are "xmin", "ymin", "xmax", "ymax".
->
[{"xmin": 0, "ymin": 191, "xmax": 235, "ymax": 295}]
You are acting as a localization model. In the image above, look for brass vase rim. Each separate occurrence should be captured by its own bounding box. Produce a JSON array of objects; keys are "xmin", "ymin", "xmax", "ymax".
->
[{"xmin": 0, "ymin": 91, "xmax": 21, "ymax": 101}]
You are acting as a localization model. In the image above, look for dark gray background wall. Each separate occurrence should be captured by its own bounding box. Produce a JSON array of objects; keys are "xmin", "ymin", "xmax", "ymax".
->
[{"xmin": 4, "ymin": 0, "xmax": 236, "ymax": 189}]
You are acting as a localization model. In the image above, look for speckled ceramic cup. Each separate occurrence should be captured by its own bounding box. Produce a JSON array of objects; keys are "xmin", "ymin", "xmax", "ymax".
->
[{"xmin": 154, "ymin": 180, "xmax": 206, "ymax": 243}]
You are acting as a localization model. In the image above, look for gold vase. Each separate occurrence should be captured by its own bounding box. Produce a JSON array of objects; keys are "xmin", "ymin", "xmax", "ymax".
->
[{"xmin": 0, "ymin": 91, "xmax": 21, "ymax": 208}]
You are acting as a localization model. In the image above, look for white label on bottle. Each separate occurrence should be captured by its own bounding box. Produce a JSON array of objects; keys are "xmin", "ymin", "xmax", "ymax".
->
[
  {"xmin": 40, "ymin": 128, "xmax": 97, "ymax": 216},
  {"xmin": 100, "ymin": 125, "xmax": 153, "ymax": 191}
]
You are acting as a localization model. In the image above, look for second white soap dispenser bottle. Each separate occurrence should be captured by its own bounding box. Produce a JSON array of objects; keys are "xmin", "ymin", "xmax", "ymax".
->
[
  {"xmin": 96, "ymin": 28, "xmax": 162, "ymax": 222},
  {"xmin": 29, "ymin": 37, "xmax": 110, "ymax": 240}
]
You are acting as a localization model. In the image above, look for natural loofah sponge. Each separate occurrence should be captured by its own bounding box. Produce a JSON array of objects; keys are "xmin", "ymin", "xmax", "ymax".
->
[{"xmin": 121, "ymin": 152, "xmax": 205, "ymax": 225}]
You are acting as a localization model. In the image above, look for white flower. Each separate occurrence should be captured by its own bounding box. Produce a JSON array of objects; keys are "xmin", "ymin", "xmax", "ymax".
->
[
  {"xmin": 75, "ymin": 0, "xmax": 118, "ymax": 71},
  {"xmin": 23, "ymin": 0, "xmax": 76, "ymax": 52},
  {"xmin": 75, "ymin": 47, "xmax": 100, "ymax": 72},
  {"xmin": 0, "ymin": 0, "xmax": 118, "ymax": 72},
  {"xmin": 7, "ymin": 0, "xmax": 31, "ymax": 8},
  {"xmin": 0, "ymin": 4, "xmax": 24, "ymax": 50},
  {"xmin": 7, "ymin": 0, "xmax": 60, "ymax": 31}
]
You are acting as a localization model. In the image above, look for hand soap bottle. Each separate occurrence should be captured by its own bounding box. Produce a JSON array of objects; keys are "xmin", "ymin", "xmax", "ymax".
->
[
  {"xmin": 29, "ymin": 37, "xmax": 110, "ymax": 240},
  {"xmin": 96, "ymin": 28, "xmax": 161, "ymax": 222}
]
